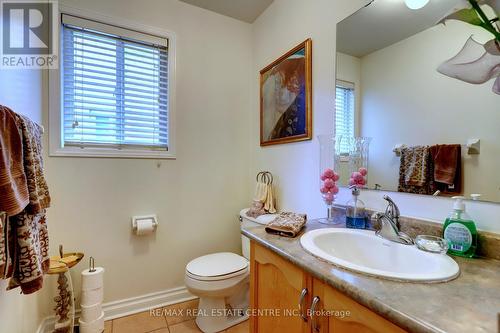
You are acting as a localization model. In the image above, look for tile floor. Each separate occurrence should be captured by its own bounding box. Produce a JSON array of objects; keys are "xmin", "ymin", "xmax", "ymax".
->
[{"xmin": 103, "ymin": 299, "xmax": 249, "ymax": 333}]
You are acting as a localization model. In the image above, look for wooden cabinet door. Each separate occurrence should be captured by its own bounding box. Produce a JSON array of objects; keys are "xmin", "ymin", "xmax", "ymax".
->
[
  {"xmin": 311, "ymin": 278, "xmax": 407, "ymax": 333},
  {"xmin": 250, "ymin": 241, "xmax": 311, "ymax": 333}
]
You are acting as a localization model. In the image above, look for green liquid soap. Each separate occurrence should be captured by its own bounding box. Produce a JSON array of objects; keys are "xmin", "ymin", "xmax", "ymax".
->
[{"xmin": 443, "ymin": 197, "xmax": 478, "ymax": 258}]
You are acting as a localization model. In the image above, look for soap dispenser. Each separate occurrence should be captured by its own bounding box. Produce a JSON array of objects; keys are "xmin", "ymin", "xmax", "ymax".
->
[
  {"xmin": 346, "ymin": 185, "xmax": 367, "ymax": 229},
  {"xmin": 443, "ymin": 196, "xmax": 477, "ymax": 258}
]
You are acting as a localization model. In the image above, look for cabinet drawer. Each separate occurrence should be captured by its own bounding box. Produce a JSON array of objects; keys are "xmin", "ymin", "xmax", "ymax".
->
[
  {"xmin": 250, "ymin": 241, "xmax": 310, "ymax": 333},
  {"xmin": 313, "ymin": 278, "xmax": 407, "ymax": 333}
]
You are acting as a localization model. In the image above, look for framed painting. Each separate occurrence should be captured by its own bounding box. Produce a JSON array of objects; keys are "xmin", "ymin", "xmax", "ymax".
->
[{"xmin": 260, "ymin": 38, "xmax": 312, "ymax": 146}]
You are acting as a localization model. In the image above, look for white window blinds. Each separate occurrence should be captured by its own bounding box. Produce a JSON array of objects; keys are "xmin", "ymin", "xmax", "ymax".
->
[
  {"xmin": 335, "ymin": 80, "xmax": 355, "ymax": 154},
  {"xmin": 62, "ymin": 14, "xmax": 169, "ymax": 150}
]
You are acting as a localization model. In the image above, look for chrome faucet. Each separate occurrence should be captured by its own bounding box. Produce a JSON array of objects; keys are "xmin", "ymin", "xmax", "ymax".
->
[{"xmin": 373, "ymin": 195, "xmax": 413, "ymax": 245}]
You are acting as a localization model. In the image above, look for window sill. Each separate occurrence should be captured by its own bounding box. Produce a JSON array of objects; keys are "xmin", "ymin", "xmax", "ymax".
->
[{"xmin": 49, "ymin": 147, "xmax": 176, "ymax": 159}]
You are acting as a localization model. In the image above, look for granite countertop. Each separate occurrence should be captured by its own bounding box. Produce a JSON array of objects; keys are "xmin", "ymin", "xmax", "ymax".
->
[{"xmin": 242, "ymin": 220, "xmax": 500, "ymax": 333}]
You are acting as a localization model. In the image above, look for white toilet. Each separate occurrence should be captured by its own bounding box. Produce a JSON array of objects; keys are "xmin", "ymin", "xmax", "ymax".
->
[
  {"xmin": 185, "ymin": 211, "xmax": 262, "ymax": 333},
  {"xmin": 185, "ymin": 252, "xmax": 249, "ymax": 333}
]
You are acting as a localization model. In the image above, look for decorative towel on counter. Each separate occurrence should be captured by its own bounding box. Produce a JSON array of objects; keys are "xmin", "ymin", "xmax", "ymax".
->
[
  {"xmin": 398, "ymin": 146, "xmax": 433, "ymax": 195},
  {"xmin": 265, "ymin": 212, "xmax": 307, "ymax": 238},
  {"xmin": 0, "ymin": 106, "xmax": 29, "ymax": 216},
  {"xmin": 0, "ymin": 212, "xmax": 7, "ymax": 278}
]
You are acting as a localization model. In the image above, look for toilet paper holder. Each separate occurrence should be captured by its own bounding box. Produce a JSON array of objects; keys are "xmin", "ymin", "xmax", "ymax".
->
[
  {"xmin": 88, "ymin": 256, "xmax": 97, "ymax": 273},
  {"xmin": 131, "ymin": 215, "xmax": 158, "ymax": 233}
]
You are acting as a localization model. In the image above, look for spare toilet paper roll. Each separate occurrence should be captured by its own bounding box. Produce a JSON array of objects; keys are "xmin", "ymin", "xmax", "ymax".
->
[
  {"xmin": 79, "ymin": 311, "xmax": 104, "ymax": 333},
  {"xmin": 135, "ymin": 219, "xmax": 155, "ymax": 235},
  {"xmin": 81, "ymin": 303, "xmax": 102, "ymax": 323},
  {"xmin": 81, "ymin": 267, "xmax": 104, "ymax": 290},
  {"xmin": 81, "ymin": 287, "xmax": 104, "ymax": 307}
]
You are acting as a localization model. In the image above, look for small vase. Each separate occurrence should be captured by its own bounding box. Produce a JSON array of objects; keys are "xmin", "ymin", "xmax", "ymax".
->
[
  {"xmin": 348, "ymin": 137, "xmax": 372, "ymax": 189},
  {"xmin": 318, "ymin": 135, "xmax": 341, "ymax": 224}
]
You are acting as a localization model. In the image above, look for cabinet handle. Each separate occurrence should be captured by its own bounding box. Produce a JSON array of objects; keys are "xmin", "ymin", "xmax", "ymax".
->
[
  {"xmin": 311, "ymin": 296, "xmax": 321, "ymax": 332},
  {"xmin": 298, "ymin": 288, "xmax": 308, "ymax": 322}
]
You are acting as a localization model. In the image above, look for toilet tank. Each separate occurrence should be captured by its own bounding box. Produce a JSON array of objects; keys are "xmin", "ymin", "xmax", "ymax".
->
[{"xmin": 239, "ymin": 209, "xmax": 278, "ymax": 260}]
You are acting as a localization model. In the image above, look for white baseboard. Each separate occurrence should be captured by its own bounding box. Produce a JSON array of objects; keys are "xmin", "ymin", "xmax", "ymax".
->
[{"xmin": 37, "ymin": 286, "xmax": 197, "ymax": 333}]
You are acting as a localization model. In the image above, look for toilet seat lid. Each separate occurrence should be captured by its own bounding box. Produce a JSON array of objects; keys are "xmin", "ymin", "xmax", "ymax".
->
[{"xmin": 186, "ymin": 252, "xmax": 248, "ymax": 278}]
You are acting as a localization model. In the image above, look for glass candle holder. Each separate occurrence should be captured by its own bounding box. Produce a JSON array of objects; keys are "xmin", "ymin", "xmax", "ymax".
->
[
  {"xmin": 318, "ymin": 135, "xmax": 341, "ymax": 224},
  {"xmin": 348, "ymin": 137, "xmax": 372, "ymax": 189}
]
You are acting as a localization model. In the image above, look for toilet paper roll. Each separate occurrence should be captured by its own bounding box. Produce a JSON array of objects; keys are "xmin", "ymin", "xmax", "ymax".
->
[
  {"xmin": 79, "ymin": 311, "xmax": 104, "ymax": 333},
  {"xmin": 81, "ymin": 267, "xmax": 104, "ymax": 290},
  {"xmin": 81, "ymin": 303, "xmax": 102, "ymax": 323},
  {"xmin": 81, "ymin": 287, "xmax": 103, "ymax": 307},
  {"xmin": 135, "ymin": 219, "xmax": 155, "ymax": 235}
]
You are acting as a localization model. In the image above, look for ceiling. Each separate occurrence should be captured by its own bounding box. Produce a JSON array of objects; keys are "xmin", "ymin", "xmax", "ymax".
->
[
  {"xmin": 337, "ymin": 0, "xmax": 460, "ymax": 58},
  {"xmin": 179, "ymin": 0, "xmax": 274, "ymax": 23}
]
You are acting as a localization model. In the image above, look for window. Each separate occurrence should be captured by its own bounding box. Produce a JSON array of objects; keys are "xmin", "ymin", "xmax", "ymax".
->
[
  {"xmin": 335, "ymin": 80, "xmax": 355, "ymax": 154},
  {"xmin": 57, "ymin": 14, "xmax": 172, "ymax": 158}
]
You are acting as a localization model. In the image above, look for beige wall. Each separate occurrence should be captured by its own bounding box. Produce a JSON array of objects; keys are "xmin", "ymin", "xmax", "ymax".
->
[
  {"xmin": 2, "ymin": 0, "xmax": 500, "ymax": 331},
  {"xmin": 251, "ymin": 0, "xmax": 367, "ymax": 217},
  {"xmin": 360, "ymin": 21, "xmax": 500, "ymax": 201},
  {"xmin": 3, "ymin": 0, "xmax": 252, "ymax": 331},
  {"xmin": 47, "ymin": 0, "xmax": 252, "ymax": 306}
]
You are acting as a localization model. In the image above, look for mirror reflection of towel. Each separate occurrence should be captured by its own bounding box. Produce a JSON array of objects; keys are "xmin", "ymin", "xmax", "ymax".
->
[
  {"xmin": 431, "ymin": 144, "xmax": 462, "ymax": 194},
  {"xmin": 398, "ymin": 146, "xmax": 432, "ymax": 195},
  {"xmin": 432, "ymin": 144, "xmax": 460, "ymax": 185},
  {"xmin": 403, "ymin": 146, "xmax": 430, "ymax": 187},
  {"xmin": 398, "ymin": 144, "xmax": 462, "ymax": 195}
]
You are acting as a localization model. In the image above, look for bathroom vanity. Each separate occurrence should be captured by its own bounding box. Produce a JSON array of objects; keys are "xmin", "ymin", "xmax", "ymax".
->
[
  {"xmin": 243, "ymin": 220, "xmax": 500, "ymax": 333},
  {"xmin": 250, "ymin": 240, "xmax": 405, "ymax": 333}
]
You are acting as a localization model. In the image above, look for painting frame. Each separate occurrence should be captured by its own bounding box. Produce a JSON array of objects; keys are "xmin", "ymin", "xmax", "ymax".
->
[{"xmin": 260, "ymin": 38, "xmax": 312, "ymax": 146}]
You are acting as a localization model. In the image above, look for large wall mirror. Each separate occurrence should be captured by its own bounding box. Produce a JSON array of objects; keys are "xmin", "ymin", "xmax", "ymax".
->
[{"xmin": 335, "ymin": 0, "xmax": 500, "ymax": 203}]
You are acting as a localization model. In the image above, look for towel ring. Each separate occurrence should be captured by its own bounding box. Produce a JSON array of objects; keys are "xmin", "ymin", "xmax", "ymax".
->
[{"xmin": 256, "ymin": 171, "xmax": 273, "ymax": 185}]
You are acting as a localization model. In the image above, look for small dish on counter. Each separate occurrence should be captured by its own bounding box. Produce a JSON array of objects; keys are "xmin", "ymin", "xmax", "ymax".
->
[{"xmin": 415, "ymin": 235, "xmax": 448, "ymax": 254}]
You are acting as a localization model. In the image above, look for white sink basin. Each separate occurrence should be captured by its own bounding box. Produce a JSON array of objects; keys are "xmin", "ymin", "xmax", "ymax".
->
[{"xmin": 300, "ymin": 228, "xmax": 459, "ymax": 282}]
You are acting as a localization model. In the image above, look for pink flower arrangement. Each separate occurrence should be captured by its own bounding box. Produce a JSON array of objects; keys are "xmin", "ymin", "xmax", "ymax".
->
[
  {"xmin": 320, "ymin": 168, "xmax": 340, "ymax": 204},
  {"xmin": 349, "ymin": 167, "xmax": 368, "ymax": 187}
]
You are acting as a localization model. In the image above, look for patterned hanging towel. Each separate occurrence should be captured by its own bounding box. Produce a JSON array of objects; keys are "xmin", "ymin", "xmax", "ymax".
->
[
  {"xmin": 2, "ymin": 107, "xmax": 51, "ymax": 294},
  {"xmin": 0, "ymin": 212, "xmax": 7, "ymax": 278},
  {"xmin": 7, "ymin": 211, "xmax": 49, "ymax": 294},
  {"xmin": 17, "ymin": 114, "xmax": 51, "ymax": 212},
  {"xmin": 403, "ymin": 146, "xmax": 430, "ymax": 186},
  {"xmin": 0, "ymin": 106, "xmax": 29, "ymax": 216},
  {"xmin": 398, "ymin": 146, "xmax": 432, "ymax": 195}
]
